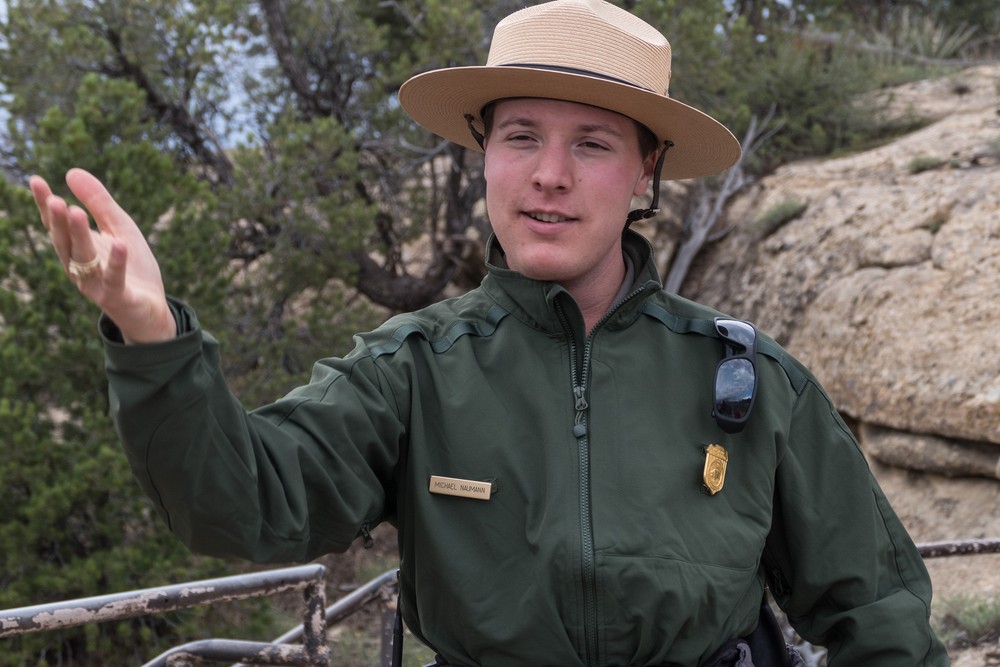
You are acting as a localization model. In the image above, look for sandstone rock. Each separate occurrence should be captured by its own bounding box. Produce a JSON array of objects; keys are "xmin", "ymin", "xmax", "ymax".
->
[
  {"xmin": 861, "ymin": 423, "xmax": 1000, "ymax": 479},
  {"xmin": 682, "ymin": 65, "xmax": 1000, "ymax": 474}
]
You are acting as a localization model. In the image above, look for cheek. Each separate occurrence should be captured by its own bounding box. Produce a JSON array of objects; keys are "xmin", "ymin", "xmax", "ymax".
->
[
  {"xmin": 482, "ymin": 144, "xmax": 509, "ymax": 182},
  {"xmin": 483, "ymin": 152, "xmax": 511, "ymax": 191}
]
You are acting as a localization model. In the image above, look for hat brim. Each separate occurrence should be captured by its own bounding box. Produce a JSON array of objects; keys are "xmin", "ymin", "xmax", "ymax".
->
[{"xmin": 399, "ymin": 65, "xmax": 741, "ymax": 180}]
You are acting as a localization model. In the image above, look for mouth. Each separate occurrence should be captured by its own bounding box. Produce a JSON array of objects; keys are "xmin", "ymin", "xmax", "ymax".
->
[{"xmin": 526, "ymin": 211, "xmax": 575, "ymax": 223}]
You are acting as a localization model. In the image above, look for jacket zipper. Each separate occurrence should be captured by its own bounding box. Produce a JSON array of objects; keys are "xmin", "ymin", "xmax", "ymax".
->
[
  {"xmin": 570, "ymin": 331, "xmax": 598, "ymax": 666},
  {"xmin": 558, "ymin": 285, "xmax": 648, "ymax": 667}
]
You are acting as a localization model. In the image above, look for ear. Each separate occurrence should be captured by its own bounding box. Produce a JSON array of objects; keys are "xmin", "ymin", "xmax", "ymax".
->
[{"xmin": 633, "ymin": 150, "xmax": 657, "ymax": 197}]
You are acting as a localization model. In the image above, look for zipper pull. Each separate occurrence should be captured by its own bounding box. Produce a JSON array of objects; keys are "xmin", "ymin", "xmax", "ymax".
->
[{"xmin": 573, "ymin": 385, "xmax": 588, "ymax": 438}]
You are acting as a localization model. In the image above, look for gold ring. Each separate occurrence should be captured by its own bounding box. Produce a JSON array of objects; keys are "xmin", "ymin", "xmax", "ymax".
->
[{"xmin": 68, "ymin": 256, "xmax": 102, "ymax": 280}]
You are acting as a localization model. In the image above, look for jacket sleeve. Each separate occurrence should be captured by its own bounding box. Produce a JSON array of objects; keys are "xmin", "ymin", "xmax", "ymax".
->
[
  {"xmin": 762, "ymin": 377, "xmax": 948, "ymax": 666},
  {"xmin": 101, "ymin": 298, "xmax": 405, "ymax": 563}
]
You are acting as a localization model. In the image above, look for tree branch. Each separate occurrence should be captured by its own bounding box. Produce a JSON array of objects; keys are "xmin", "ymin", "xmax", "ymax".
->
[
  {"xmin": 258, "ymin": 0, "xmax": 334, "ymax": 119},
  {"xmin": 663, "ymin": 106, "xmax": 778, "ymax": 294},
  {"xmin": 96, "ymin": 23, "xmax": 234, "ymax": 184}
]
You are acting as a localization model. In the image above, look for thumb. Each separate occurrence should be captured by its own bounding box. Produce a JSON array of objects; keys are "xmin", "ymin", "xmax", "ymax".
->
[{"xmin": 64, "ymin": 168, "xmax": 133, "ymax": 234}]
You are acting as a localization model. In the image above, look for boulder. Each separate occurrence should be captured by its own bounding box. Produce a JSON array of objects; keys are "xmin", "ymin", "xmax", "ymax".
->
[
  {"xmin": 673, "ymin": 67, "xmax": 1000, "ymax": 658},
  {"xmin": 680, "ymin": 65, "xmax": 1000, "ymax": 474}
]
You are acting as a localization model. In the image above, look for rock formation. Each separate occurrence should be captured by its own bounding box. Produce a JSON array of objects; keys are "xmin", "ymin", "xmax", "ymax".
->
[
  {"xmin": 661, "ymin": 64, "xmax": 1000, "ymax": 658},
  {"xmin": 676, "ymin": 64, "xmax": 1000, "ymax": 482}
]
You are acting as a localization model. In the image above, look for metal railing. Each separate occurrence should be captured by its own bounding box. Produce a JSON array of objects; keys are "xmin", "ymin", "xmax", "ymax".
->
[
  {"xmin": 917, "ymin": 537, "xmax": 1000, "ymax": 559},
  {"xmin": 226, "ymin": 569, "xmax": 400, "ymax": 667},
  {"xmin": 0, "ymin": 564, "xmax": 399, "ymax": 667},
  {"xmin": 2, "ymin": 538, "xmax": 999, "ymax": 666}
]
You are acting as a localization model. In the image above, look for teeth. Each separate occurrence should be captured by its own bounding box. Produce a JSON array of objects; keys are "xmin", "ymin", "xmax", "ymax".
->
[{"xmin": 529, "ymin": 212, "xmax": 571, "ymax": 223}]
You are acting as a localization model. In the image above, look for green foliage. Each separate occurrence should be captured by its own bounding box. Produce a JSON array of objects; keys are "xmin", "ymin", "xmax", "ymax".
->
[
  {"xmin": 215, "ymin": 110, "xmax": 387, "ymax": 405},
  {"xmin": 907, "ymin": 155, "xmax": 947, "ymax": 174},
  {"xmin": 625, "ymin": 0, "xmax": 751, "ymax": 132},
  {"xmin": 936, "ymin": 594, "xmax": 1000, "ymax": 647},
  {"xmin": 733, "ymin": 34, "xmax": 905, "ymax": 171},
  {"xmin": 361, "ymin": 0, "xmax": 491, "ymax": 80},
  {"xmin": 0, "ymin": 0, "xmax": 241, "ymax": 131},
  {"xmin": 623, "ymin": 1, "xmax": 925, "ymax": 175},
  {"xmin": 890, "ymin": 10, "xmax": 978, "ymax": 60},
  {"xmin": 751, "ymin": 198, "xmax": 810, "ymax": 237},
  {"xmin": 0, "ymin": 70, "xmax": 244, "ymax": 665},
  {"xmin": 326, "ymin": 626, "xmax": 436, "ymax": 667}
]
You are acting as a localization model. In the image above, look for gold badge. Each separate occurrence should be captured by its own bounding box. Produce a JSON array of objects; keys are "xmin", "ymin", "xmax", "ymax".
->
[
  {"xmin": 702, "ymin": 444, "xmax": 729, "ymax": 495},
  {"xmin": 429, "ymin": 475, "xmax": 493, "ymax": 501}
]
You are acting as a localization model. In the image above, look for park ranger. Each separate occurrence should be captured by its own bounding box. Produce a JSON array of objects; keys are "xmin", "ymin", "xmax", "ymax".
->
[{"xmin": 30, "ymin": 1, "xmax": 947, "ymax": 665}]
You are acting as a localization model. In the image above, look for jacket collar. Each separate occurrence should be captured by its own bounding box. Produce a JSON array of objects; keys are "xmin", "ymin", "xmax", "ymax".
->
[{"xmin": 481, "ymin": 229, "xmax": 663, "ymax": 335}]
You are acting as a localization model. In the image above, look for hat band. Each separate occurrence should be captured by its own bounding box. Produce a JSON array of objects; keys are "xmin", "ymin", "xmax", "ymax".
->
[{"xmin": 498, "ymin": 63, "xmax": 656, "ymax": 94}]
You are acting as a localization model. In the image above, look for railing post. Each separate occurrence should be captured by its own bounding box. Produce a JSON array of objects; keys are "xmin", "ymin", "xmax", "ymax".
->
[
  {"xmin": 302, "ymin": 580, "xmax": 328, "ymax": 667},
  {"xmin": 379, "ymin": 578, "xmax": 399, "ymax": 667}
]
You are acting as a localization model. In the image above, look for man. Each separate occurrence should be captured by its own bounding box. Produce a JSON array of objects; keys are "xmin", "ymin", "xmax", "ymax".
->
[{"xmin": 30, "ymin": 0, "xmax": 947, "ymax": 665}]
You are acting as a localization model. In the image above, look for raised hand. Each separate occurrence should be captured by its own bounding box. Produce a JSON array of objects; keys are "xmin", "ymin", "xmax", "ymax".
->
[{"xmin": 30, "ymin": 168, "xmax": 177, "ymax": 344}]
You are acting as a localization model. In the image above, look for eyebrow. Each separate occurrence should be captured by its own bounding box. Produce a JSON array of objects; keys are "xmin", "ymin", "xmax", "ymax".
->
[{"xmin": 496, "ymin": 116, "xmax": 626, "ymax": 138}]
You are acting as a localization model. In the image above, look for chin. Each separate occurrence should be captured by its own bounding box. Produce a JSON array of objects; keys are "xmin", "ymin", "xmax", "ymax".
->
[
  {"xmin": 509, "ymin": 258, "xmax": 571, "ymax": 282},
  {"xmin": 506, "ymin": 247, "xmax": 578, "ymax": 279}
]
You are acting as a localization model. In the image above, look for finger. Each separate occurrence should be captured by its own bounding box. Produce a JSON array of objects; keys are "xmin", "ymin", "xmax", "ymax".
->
[
  {"xmin": 29, "ymin": 176, "xmax": 54, "ymax": 231},
  {"xmin": 100, "ymin": 241, "xmax": 174, "ymax": 344},
  {"xmin": 103, "ymin": 240, "xmax": 128, "ymax": 294},
  {"xmin": 45, "ymin": 196, "xmax": 73, "ymax": 267},
  {"xmin": 66, "ymin": 204, "xmax": 100, "ymax": 263},
  {"xmin": 65, "ymin": 168, "xmax": 132, "ymax": 235}
]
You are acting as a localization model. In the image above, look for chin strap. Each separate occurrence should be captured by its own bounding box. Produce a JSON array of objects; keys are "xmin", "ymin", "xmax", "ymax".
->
[
  {"xmin": 626, "ymin": 140, "xmax": 673, "ymax": 228},
  {"xmin": 465, "ymin": 114, "xmax": 486, "ymax": 150}
]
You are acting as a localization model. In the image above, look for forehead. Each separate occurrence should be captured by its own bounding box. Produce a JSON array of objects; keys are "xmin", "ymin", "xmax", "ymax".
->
[{"xmin": 492, "ymin": 98, "xmax": 638, "ymax": 135}]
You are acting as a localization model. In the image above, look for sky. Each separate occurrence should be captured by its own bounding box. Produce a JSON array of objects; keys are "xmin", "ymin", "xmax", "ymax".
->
[{"xmin": 0, "ymin": 2, "xmax": 9, "ymax": 136}]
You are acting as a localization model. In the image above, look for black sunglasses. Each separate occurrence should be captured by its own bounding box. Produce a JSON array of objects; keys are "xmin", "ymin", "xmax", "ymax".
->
[{"xmin": 712, "ymin": 318, "xmax": 758, "ymax": 434}]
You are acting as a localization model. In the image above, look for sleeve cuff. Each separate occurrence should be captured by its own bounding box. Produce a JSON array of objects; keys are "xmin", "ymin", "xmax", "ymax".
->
[{"xmin": 99, "ymin": 297, "xmax": 197, "ymax": 345}]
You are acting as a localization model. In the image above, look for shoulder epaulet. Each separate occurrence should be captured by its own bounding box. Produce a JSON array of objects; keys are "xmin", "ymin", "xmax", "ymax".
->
[
  {"xmin": 641, "ymin": 296, "xmax": 810, "ymax": 395},
  {"xmin": 367, "ymin": 303, "xmax": 508, "ymax": 359}
]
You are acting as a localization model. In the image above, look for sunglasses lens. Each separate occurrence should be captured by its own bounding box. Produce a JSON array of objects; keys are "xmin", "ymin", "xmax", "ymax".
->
[{"xmin": 714, "ymin": 358, "xmax": 755, "ymax": 419}]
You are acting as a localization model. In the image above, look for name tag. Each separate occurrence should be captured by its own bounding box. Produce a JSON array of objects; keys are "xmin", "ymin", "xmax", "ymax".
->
[{"xmin": 429, "ymin": 475, "xmax": 493, "ymax": 501}]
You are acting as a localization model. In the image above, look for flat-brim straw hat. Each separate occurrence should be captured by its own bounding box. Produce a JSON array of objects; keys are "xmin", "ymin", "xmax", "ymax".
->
[{"xmin": 399, "ymin": 0, "xmax": 741, "ymax": 180}]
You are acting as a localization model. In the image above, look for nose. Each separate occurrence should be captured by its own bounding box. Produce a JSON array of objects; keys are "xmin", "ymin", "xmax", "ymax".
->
[{"xmin": 531, "ymin": 144, "xmax": 573, "ymax": 193}]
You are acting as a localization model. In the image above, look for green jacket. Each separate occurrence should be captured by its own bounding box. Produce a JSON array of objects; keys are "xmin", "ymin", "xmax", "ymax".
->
[{"xmin": 103, "ymin": 231, "xmax": 946, "ymax": 666}]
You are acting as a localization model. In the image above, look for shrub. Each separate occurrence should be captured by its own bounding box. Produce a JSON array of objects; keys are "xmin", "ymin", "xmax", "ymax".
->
[
  {"xmin": 751, "ymin": 198, "xmax": 809, "ymax": 237},
  {"xmin": 907, "ymin": 155, "xmax": 947, "ymax": 174},
  {"xmin": 936, "ymin": 594, "xmax": 1000, "ymax": 647}
]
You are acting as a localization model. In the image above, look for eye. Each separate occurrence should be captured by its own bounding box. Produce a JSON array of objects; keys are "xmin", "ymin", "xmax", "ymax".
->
[
  {"xmin": 506, "ymin": 132, "xmax": 536, "ymax": 144},
  {"xmin": 579, "ymin": 140, "xmax": 610, "ymax": 151}
]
